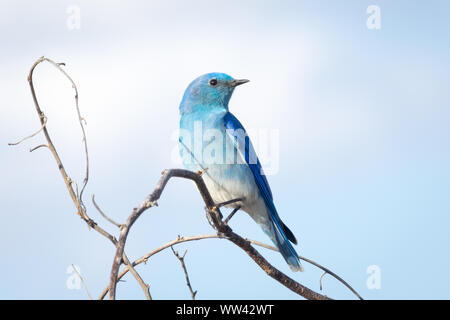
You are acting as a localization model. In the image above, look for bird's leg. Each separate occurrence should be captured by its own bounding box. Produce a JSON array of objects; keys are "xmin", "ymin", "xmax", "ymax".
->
[
  {"xmin": 205, "ymin": 198, "xmax": 243, "ymax": 229},
  {"xmin": 213, "ymin": 197, "xmax": 243, "ymax": 210},
  {"xmin": 212, "ymin": 198, "xmax": 243, "ymax": 225},
  {"xmin": 224, "ymin": 206, "xmax": 241, "ymax": 225}
]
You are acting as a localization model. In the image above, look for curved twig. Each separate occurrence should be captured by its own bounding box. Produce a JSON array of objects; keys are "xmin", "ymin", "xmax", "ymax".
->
[
  {"xmin": 29, "ymin": 144, "xmax": 49, "ymax": 153},
  {"xmin": 72, "ymin": 264, "xmax": 93, "ymax": 300},
  {"xmin": 99, "ymin": 234, "xmax": 219, "ymax": 300},
  {"xmin": 37, "ymin": 58, "xmax": 90, "ymax": 210},
  {"xmin": 92, "ymin": 194, "xmax": 122, "ymax": 228},
  {"xmin": 244, "ymin": 239, "xmax": 363, "ymax": 300},
  {"xmin": 91, "ymin": 194, "xmax": 150, "ymax": 299},
  {"xmin": 8, "ymin": 116, "xmax": 47, "ymax": 146}
]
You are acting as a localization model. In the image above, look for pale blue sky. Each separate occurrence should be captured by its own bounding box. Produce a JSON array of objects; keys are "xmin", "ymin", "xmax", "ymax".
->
[{"xmin": 1, "ymin": 0, "xmax": 449, "ymax": 299}]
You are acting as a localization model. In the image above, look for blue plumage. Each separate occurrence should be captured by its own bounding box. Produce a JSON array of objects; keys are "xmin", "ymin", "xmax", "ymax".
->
[{"xmin": 179, "ymin": 73, "xmax": 303, "ymax": 272}]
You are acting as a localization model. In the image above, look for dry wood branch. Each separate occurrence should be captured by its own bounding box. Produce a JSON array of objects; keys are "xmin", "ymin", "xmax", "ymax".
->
[
  {"xmin": 108, "ymin": 169, "xmax": 333, "ymax": 300},
  {"xmin": 29, "ymin": 144, "xmax": 49, "ymax": 153},
  {"xmin": 11, "ymin": 56, "xmax": 151, "ymax": 300},
  {"xmin": 92, "ymin": 194, "xmax": 122, "ymax": 228},
  {"xmin": 72, "ymin": 264, "xmax": 93, "ymax": 300},
  {"xmin": 121, "ymin": 253, "xmax": 152, "ymax": 300},
  {"xmin": 99, "ymin": 234, "xmax": 219, "ymax": 299},
  {"xmin": 91, "ymin": 194, "xmax": 151, "ymax": 299},
  {"xmin": 244, "ymin": 239, "xmax": 363, "ymax": 300},
  {"xmin": 171, "ymin": 247, "xmax": 197, "ymax": 300},
  {"xmin": 101, "ymin": 233, "xmax": 362, "ymax": 300},
  {"xmin": 8, "ymin": 116, "xmax": 47, "ymax": 146}
]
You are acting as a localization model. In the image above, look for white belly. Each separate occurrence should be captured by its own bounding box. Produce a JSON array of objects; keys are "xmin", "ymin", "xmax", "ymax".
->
[{"xmin": 201, "ymin": 164, "xmax": 271, "ymax": 226}]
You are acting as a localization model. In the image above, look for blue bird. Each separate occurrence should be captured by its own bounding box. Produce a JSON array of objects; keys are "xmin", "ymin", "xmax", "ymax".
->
[{"xmin": 178, "ymin": 73, "xmax": 303, "ymax": 272}]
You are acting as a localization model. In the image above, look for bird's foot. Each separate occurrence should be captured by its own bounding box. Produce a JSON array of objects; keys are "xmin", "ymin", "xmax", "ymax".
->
[
  {"xmin": 212, "ymin": 197, "xmax": 244, "ymax": 210},
  {"xmin": 224, "ymin": 206, "xmax": 241, "ymax": 225},
  {"xmin": 205, "ymin": 198, "xmax": 243, "ymax": 230}
]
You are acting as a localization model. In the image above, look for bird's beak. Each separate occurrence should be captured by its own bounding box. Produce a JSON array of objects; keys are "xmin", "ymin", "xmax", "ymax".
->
[{"xmin": 230, "ymin": 79, "xmax": 250, "ymax": 87}]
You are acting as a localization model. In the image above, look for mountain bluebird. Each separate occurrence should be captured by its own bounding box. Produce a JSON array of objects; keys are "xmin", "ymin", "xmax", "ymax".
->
[{"xmin": 178, "ymin": 73, "xmax": 303, "ymax": 272}]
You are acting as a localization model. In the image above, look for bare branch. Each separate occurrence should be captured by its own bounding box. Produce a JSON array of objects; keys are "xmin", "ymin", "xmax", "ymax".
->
[
  {"xmin": 92, "ymin": 194, "xmax": 122, "ymax": 228},
  {"xmin": 91, "ymin": 196, "xmax": 151, "ymax": 299},
  {"xmin": 71, "ymin": 264, "xmax": 93, "ymax": 300},
  {"xmin": 245, "ymin": 238, "xmax": 363, "ymax": 300},
  {"xmin": 100, "ymin": 234, "xmax": 221, "ymax": 299},
  {"xmin": 15, "ymin": 56, "xmax": 151, "ymax": 300},
  {"xmin": 101, "ymin": 233, "xmax": 361, "ymax": 300},
  {"xmin": 171, "ymin": 247, "xmax": 197, "ymax": 300},
  {"xmin": 29, "ymin": 144, "xmax": 49, "ymax": 153},
  {"xmin": 40, "ymin": 58, "xmax": 90, "ymax": 209},
  {"xmin": 121, "ymin": 254, "xmax": 152, "ymax": 300},
  {"xmin": 8, "ymin": 115, "xmax": 47, "ymax": 146},
  {"xmin": 320, "ymin": 271, "xmax": 326, "ymax": 291},
  {"xmin": 108, "ymin": 169, "xmax": 332, "ymax": 300},
  {"xmin": 20, "ymin": 56, "xmax": 89, "ymax": 220}
]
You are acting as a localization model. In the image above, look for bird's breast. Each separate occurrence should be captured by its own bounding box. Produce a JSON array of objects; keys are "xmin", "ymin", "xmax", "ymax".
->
[
  {"xmin": 179, "ymin": 110, "xmax": 261, "ymax": 210},
  {"xmin": 202, "ymin": 164, "xmax": 260, "ymax": 208}
]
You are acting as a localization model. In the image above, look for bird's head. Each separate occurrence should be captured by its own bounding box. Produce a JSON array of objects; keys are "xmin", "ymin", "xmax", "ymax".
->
[{"xmin": 179, "ymin": 72, "xmax": 249, "ymax": 115}]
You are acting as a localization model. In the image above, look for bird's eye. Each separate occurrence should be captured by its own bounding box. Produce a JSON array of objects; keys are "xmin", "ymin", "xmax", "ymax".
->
[{"xmin": 209, "ymin": 79, "xmax": 218, "ymax": 86}]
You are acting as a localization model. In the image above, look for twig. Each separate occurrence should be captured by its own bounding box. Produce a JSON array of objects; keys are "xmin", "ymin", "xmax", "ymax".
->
[
  {"xmin": 171, "ymin": 247, "xmax": 197, "ymax": 300},
  {"xmin": 43, "ymin": 58, "xmax": 90, "ymax": 210},
  {"xmin": 19, "ymin": 56, "xmax": 89, "ymax": 220},
  {"xmin": 92, "ymin": 194, "xmax": 122, "ymax": 228},
  {"xmin": 71, "ymin": 264, "xmax": 93, "ymax": 300},
  {"xmin": 99, "ymin": 234, "xmax": 219, "ymax": 299},
  {"xmin": 320, "ymin": 271, "xmax": 326, "ymax": 291},
  {"xmin": 91, "ymin": 194, "xmax": 150, "ymax": 299},
  {"xmin": 107, "ymin": 169, "xmax": 227, "ymax": 300},
  {"xmin": 29, "ymin": 144, "xmax": 49, "ymax": 152},
  {"xmin": 8, "ymin": 116, "xmax": 47, "ymax": 146},
  {"xmin": 121, "ymin": 254, "xmax": 152, "ymax": 300},
  {"xmin": 100, "ymin": 233, "xmax": 361, "ymax": 300},
  {"xmin": 244, "ymin": 238, "xmax": 363, "ymax": 300}
]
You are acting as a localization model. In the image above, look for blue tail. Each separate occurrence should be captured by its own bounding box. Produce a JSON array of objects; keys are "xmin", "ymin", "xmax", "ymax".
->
[
  {"xmin": 260, "ymin": 204, "xmax": 303, "ymax": 272},
  {"xmin": 269, "ymin": 218, "xmax": 304, "ymax": 272}
]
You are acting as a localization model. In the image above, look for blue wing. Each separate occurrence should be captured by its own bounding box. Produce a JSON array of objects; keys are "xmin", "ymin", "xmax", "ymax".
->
[{"xmin": 223, "ymin": 112, "xmax": 303, "ymax": 271}]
